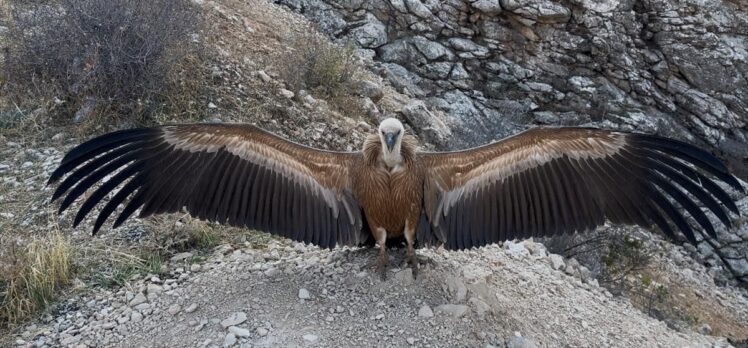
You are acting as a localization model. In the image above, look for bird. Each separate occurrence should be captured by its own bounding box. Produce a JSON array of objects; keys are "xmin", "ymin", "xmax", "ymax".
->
[{"xmin": 48, "ymin": 118, "xmax": 744, "ymax": 279}]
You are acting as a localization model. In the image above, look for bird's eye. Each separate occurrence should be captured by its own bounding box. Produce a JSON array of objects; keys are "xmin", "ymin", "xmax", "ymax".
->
[
  {"xmin": 396, "ymin": 130, "xmax": 401, "ymax": 136},
  {"xmin": 381, "ymin": 130, "xmax": 385, "ymax": 135}
]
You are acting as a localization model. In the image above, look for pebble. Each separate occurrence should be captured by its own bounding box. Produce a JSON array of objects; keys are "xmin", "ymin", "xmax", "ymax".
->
[
  {"xmin": 221, "ymin": 312, "xmax": 248, "ymax": 328},
  {"xmin": 298, "ymin": 288, "xmax": 311, "ymax": 299},
  {"xmin": 418, "ymin": 305, "xmax": 434, "ymax": 318},
  {"xmin": 129, "ymin": 293, "xmax": 147, "ymax": 307},
  {"xmin": 507, "ymin": 335, "xmax": 539, "ymax": 348},
  {"xmin": 146, "ymin": 284, "xmax": 163, "ymax": 294},
  {"xmin": 505, "ymin": 241, "xmax": 529, "ymax": 256},
  {"xmin": 208, "ymin": 102, "xmax": 218, "ymax": 109},
  {"xmin": 190, "ymin": 264, "xmax": 201, "ymax": 272},
  {"xmin": 302, "ymin": 334, "xmax": 319, "ymax": 342},
  {"xmin": 131, "ymin": 312, "xmax": 143, "ymax": 322},
  {"xmin": 168, "ymin": 304, "xmax": 182, "ymax": 315},
  {"xmin": 548, "ymin": 254, "xmax": 565, "ymax": 271},
  {"xmin": 223, "ymin": 333, "xmax": 237, "ymax": 347},
  {"xmin": 228, "ymin": 326, "xmax": 251, "ymax": 338},
  {"xmin": 257, "ymin": 70, "xmax": 272, "ymax": 82},
  {"xmin": 264, "ymin": 267, "xmax": 280, "ymax": 277},
  {"xmin": 184, "ymin": 303, "xmax": 198, "ymax": 313},
  {"xmin": 279, "ymin": 88, "xmax": 295, "ymax": 99},
  {"xmin": 256, "ymin": 327, "xmax": 269, "ymax": 337},
  {"xmin": 434, "ymin": 304, "xmax": 470, "ymax": 318},
  {"xmin": 303, "ymin": 94, "xmax": 316, "ymax": 105}
]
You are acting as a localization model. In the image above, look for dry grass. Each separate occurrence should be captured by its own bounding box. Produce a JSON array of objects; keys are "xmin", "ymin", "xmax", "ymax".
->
[
  {"xmin": 80, "ymin": 247, "xmax": 165, "ymax": 289},
  {"xmin": 0, "ymin": 232, "xmax": 73, "ymax": 326},
  {"xmin": 626, "ymin": 268, "xmax": 748, "ymax": 341}
]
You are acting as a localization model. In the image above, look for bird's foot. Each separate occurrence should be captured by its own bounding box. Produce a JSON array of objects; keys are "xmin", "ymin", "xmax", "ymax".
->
[
  {"xmin": 374, "ymin": 253, "xmax": 388, "ymax": 281},
  {"xmin": 407, "ymin": 253, "xmax": 419, "ymax": 279}
]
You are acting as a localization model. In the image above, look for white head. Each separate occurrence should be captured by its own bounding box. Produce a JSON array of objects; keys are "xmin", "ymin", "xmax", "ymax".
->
[{"xmin": 377, "ymin": 118, "xmax": 405, "ymax": 167}]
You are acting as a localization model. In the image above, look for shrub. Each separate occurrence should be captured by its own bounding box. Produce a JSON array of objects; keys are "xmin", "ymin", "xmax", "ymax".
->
[
  {"xmin": 543, "ymin": 228, "xmax": 652, "ymax": 291},
  {"xmin": 601, "ymin": 234, "xmax": 651, "ymax": 286},
  {"xmin": 0, "ymin": 233, "xmax": 73, "ymax": 325},
  {"xmin": 277, "ymin": 29, "xmax": 359, "ymax": 98},
  {"xmin": 1, "ymin": 0, "xmax": 204, "ymax": 125}
]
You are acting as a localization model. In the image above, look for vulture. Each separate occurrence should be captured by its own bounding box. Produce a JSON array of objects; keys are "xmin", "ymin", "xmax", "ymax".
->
[{"xmin": 49, "ymin": 118, "xmax": 744, "ymax": 279}]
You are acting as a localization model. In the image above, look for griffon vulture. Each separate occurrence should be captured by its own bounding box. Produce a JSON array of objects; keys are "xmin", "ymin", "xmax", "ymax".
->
[{"xmin": 49, "ymin": 118, "xmax": 744, "ymax": 278}]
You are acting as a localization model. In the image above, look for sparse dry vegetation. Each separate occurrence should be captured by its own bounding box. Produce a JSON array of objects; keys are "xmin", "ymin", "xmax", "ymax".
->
[
  {"xmin": 276, "ymin": 29, "xmax": 366, "ymax": 116},
  {"xmin": 0, "ymin": 232, "xmax": 73, "ymax": 325},
  {"xmin": 82, "ymin": 248, "xmax": 165, "ymax": 289},
  {"xmin": 600, "ymin": 234, "xmax": 653, "ymax": 289},
  {"xmin": 546, "ymin": 229, "xmax": 748, "ymax": 339},
  {"xmin": 1, "ymin": 0, "xmax": 206, "ymax": 127},
  {"xmin": 277, "ymin": 30, "xmax": 358, "ymax": 96}
]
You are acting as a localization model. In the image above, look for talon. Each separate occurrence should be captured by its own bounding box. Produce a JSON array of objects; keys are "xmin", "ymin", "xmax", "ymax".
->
[
  {"xmin": 407, "ymin": 252, "xmax": 419, "ymax": 279},
  {"xmin": 375, "ymin": 253, "xmax": 388, "ymax": 280}
]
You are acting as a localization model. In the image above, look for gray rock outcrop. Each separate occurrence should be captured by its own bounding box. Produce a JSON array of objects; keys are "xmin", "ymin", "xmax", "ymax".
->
[{"xmin": 275, "ymin": 0, "xmax": 747, "ymax": 179}]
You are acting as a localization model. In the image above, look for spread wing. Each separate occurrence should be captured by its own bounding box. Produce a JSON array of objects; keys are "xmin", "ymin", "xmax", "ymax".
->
[
  {"xmin": 420, "ymin": 127, "xmax": 744, "ymax": 250},
  {"xmin": 49, "ymin": 123, "xmax": 367, "ymax": 248}
]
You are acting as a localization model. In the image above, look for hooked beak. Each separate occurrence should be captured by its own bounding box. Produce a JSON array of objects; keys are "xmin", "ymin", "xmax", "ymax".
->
[{"xmin": 385, "ymin": 132, "xmax": 397, "ymax": 152}]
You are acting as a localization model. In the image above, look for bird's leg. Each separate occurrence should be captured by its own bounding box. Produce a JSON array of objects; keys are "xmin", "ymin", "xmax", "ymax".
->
[
  {"xmin": 373, "ymin": 227, "xmax": 388, "ymax": 280},
  {"xmin": 404, "ymin": 222, "xmax": 418, "ymax": 279}
]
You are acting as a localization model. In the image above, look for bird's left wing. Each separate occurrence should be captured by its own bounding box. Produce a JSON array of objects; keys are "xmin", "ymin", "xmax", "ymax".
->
[
  {"xmin": 49, "ymin": 123, "xmax": 367, "ymax": 248},
  {"xmin": 419, "ymin": 127, "xmax": 744, "ymax": 250}
]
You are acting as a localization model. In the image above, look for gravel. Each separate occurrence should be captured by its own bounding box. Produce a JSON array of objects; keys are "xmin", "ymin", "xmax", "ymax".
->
[
  {"xmin": 418, "ymin": 305, "xmax": 434, "ymax": 318},
  {"xmin": 298, "ymin": 288, "xmax": 311, "ymax": 299},
  {"xmin": 10, "ymin": 237, "xmax": 742, "ymax": 347}
]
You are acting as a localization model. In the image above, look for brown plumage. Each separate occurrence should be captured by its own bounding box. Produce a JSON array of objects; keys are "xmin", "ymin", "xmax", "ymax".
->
[{"xmin": 49, "ymin": 118, "xmax": 744, "ymax": 278}]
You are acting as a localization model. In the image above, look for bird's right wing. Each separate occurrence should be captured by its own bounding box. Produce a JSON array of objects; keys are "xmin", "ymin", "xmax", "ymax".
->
[
  {"xmin": 48, "ymin": 123, "xmax": 368, "ymax": 248},
  {"xmin": 419, "ymin": 127, "xmax": 744, "ymax": 250}
]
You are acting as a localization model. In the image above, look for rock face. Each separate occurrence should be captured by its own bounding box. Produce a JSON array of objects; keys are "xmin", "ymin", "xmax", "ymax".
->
[
  {"xmin": 275, "ymin": 0, "xmax": 748, "ymax": 285},
  {"xmin": 275, "ymin": 0, "xmax": 748, "ymax": 181}
]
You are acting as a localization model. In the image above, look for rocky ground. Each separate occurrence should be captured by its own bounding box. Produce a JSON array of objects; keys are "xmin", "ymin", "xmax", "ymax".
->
[
  {"xmin": 1, "ymin": 136, "xmax": 746, "ymax": 347},
  {"xmin": 10, "ymin": 238, "xmax": 746, "ymax": 348},
  {"xmin": 1, "ymin": 0, "xmax": 748, "ymax": 347}
]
